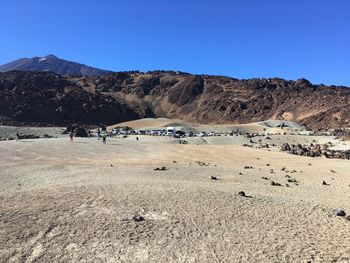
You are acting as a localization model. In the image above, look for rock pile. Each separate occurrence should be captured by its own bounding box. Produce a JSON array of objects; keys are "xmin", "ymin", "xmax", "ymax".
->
[{"xmin": 280, "ymin": 143, "xmax": 350, "ymax": 160}]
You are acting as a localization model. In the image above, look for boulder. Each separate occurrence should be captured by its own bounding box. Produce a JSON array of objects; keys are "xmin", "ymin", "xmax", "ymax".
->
[
  {"xmin": 281, "ymin": 143, "xmax": 291, "ymax": 151},
  {"xmin": 333, "ymin": 209, "xmax": 346, "ymax": 217}
]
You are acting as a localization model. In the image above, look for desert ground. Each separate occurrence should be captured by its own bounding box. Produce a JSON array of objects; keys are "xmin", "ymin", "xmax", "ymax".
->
[{"xmin": 1, "ymin": 119, "xmax": 350, "ymax": 262}]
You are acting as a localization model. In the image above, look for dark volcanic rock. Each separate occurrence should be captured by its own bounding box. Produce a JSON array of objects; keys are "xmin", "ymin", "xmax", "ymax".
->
[
  {"xmin": 1, "ymin": 69, "xmax": 350, "ymax": 129},
  {"xmin": 132, "ymin": 215, "xmax": 145, "ymax": 222},
  {"xmin": 0, "ymin": 71, "xmax": 137, "ymax": 126},
  {"xmin": 91, "ymin": 72, "xmax": 350, "ymax": 130},
  {"xmin": 281, "ymin": 143, "xmax": 291, "ymax": 152},
  {"xmin": 238, "ymin": 191, "xmax": 246, "ymax": 197},
  {"xmin": 333, "ymin": 209, "xmax": 346, "ymax": 217}
]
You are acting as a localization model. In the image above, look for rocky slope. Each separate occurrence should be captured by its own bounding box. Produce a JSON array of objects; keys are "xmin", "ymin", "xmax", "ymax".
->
[
  {"xmin": 90, "ymin": 71, "xmax": 350, "ymax": 130},
  {"xmin": 0, "ymin": 70, "xmax": 349, "ymax": 129},
  {"xmin": 0, "ymin": 55, "xmax": 111, "ymax": 77},
  {"xmin": 0, "ymin": 71, "xmax": 136, "ymax": 126}
]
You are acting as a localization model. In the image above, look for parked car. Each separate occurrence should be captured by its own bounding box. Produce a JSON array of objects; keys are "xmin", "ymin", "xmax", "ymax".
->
[{"xmin": 199, "ymin": 132, "xmax": 206, "ymax": 137}]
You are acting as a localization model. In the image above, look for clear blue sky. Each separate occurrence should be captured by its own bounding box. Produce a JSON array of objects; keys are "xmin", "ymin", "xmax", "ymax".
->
[{"xmin": 1, "ymin": 0, "xmax": 349, "ymax": 86}]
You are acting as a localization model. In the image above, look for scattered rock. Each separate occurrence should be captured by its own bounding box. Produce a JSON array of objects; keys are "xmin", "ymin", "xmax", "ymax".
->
[
  {"xmin": 211, "ymin": 176, "xmax": 219, "ymax": 180},
  {"xmin": 287, "ymin": 178, "xmax": 297, "ymax": 183},
  {"xmin": 196, "ymin": 161, "xmax": 209, "ymax": 166},
  {"xmin": 154, "ymin": 166, "xmax": 167, "ymax": 171},
  {"xmin": 15, "ymin": 134, "xmax": 40, "ymax": 140},
  {"xmin": 321, "ymin": 180, "xmax": 328, "ymax": 185},
  {"xmin": 238, "ymin": 191, "xmax": 246, "ymax": 197},
  {"xmin": 271, "ymin": 181, "xmax": 282, "ymax": 186},
  {"xmin": 333, "ymin": 209, "xmax": 346, "ymax": 217},
  {"xmin": 132, "ymin": 215, "xmax": 145, "ymax": 222}
]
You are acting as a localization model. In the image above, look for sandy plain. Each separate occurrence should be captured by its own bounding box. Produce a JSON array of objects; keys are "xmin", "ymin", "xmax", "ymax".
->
[{"xmin": 1, "ymin": 119, "xmax": 350, "ymax": 262}]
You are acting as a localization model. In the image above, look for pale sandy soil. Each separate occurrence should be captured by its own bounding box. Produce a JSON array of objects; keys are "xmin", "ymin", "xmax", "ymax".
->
[
  {"xmin": 1, "ymin": 135, "xmax": 350, "ymax": 262},
  {"xmin": 111, "ymin": 118, "xmax": 309, "ymax": 135}
]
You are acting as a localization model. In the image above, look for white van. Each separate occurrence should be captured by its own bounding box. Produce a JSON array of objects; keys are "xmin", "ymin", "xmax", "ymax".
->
[{"xmin": 166, "ymin": 127, "xmax": 175, "ymax": 136}]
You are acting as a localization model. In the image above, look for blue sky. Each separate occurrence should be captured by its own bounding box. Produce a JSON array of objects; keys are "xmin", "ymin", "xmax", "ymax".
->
[{"xmin": 1, "ymin": 0, "xmax": 349, "ymax": 86}]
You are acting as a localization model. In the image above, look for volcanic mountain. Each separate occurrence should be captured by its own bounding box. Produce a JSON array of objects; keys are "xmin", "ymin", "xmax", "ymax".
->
[
  {"xmin": 0, "ymin": 55, "xmax": 111, "ymax": 77},
  {"xmin": 0, "ymin": 68, "xmax": 349, "ymax": 129}
]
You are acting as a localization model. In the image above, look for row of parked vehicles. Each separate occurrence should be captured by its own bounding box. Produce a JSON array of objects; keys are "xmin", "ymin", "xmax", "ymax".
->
[
  {"xmin": 106, "ymin": 124, "xmax": 259, "ymax": 139},
  {"xmin": 137, "ymin": 129, "xmax": 225, "ymax": 138},
  {"xmin": 109, "ymin": 127, "xmax": 226, "ymax": 138}
]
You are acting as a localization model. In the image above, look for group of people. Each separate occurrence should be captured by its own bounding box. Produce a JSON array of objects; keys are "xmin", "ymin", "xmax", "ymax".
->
[{"xmin": 69, "ymin": 129, "xmax": 107, "ymax": 143}]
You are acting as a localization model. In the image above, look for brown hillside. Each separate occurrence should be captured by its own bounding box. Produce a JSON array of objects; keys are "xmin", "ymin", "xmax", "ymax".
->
[
  {"xmin": 1, "ymin": 70, "xmax": 350, "ymax": 129},
  {"xmin": 91, "ymin": 71, "xmax": 350, "ymax": 129}
]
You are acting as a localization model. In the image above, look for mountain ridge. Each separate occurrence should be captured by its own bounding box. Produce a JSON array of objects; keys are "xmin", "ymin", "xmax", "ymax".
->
[{"xmin": 0, "ymin": 69, "xmax": 350, "ymax": 130}]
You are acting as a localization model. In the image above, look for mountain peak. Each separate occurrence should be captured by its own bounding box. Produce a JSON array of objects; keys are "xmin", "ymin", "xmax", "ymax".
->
[
  {"xmin": 0, "ymin": 55, "xmax": 111, "ymax": 77},
  {"xmin": 44, "ymin": 54, "xmax": 58, "ymax": 59}
]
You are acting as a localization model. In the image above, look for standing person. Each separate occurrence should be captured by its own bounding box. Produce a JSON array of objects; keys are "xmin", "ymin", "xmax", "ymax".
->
[
  {"xmin": 16, "ymin": 132, "xmax": 20, "ymax": 142},
  {"xmin": 69, "ymin": 131, "xmax": 74, "ymax": 142},
  {"xmin": 102, "ymin": 134, "xmax": 107, "ymax": 144},
  {"xmin": 97, "ymin": 128, "xmax": 101, "ymax": 140},
  {"xmin": 136, "ymin": 136, "xmax": 139, "ymax": 141},
  {"xmin": 88, "ymin": 129, "xmax": 91, "ymax": 138}
]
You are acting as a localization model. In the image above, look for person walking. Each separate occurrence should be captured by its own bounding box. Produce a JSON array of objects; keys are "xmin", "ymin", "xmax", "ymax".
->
[
  {"xmin": 69, "ymin": 131, "xmax": 74, "ymax": 142},
  {"xmin": 97, "ymin": 128, "xmax": 101, "ymax": 140}
]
